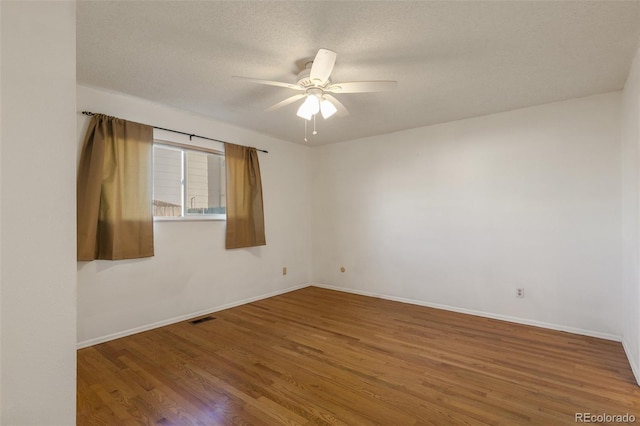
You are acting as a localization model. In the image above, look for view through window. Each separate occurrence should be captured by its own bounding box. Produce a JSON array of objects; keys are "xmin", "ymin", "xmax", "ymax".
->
[{"xmin": 153, "ymin": 143, "xmax": 226, "ymax": 219}]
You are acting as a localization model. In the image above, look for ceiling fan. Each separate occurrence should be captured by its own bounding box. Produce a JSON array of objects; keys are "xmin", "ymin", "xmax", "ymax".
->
[{"xmin": 233, "ymin": 49, "xmax": 397, "ymax": 121}]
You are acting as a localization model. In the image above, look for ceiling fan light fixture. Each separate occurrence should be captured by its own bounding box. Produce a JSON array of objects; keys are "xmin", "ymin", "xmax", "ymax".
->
[
  {"xmin": 296, "ymin": 103, "xmax": 313, "ymax": 120},
  {"xmin": 296, "ymin": 94, "xmax": 320, "ymax": 120},
  {"xmin": 320, "ymin": 98, "xmax": 337, "ymax": 119}
]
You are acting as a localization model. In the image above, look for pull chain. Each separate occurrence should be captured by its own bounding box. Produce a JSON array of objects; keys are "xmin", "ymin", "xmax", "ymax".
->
[
  {"xmin": 312, "ymin": 114, "xmax": 318, "ymax": 135},
  {"xmin": 304, "ymin": 119, "xmax": 308, "ymax": 142}
]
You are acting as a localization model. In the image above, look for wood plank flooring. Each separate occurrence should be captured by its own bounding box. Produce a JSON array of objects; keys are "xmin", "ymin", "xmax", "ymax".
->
[{"xmin": 77, "ymin": 286, "xmax": 640, "ymax": 425}]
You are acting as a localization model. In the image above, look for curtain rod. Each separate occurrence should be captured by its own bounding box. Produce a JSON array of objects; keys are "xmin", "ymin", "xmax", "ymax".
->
[{"xmin": 81, "ymin": 111, "xmax": 268, "ymax": 154}]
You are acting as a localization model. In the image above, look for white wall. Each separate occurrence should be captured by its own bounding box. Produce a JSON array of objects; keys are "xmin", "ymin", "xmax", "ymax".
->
[
  {"xmin": 1, "ymin": 3, "xmax": 4, "ymax": 419},
  {"xmin": 312, "ymin": 92, "xmax": 622, "ymax": 339},
  {"xmin": 1, "ymin": 2, "xmax": 77, "ymax": 424},
  {"xmin": 621, "ymin": 46, "xmax": 640, "ymax": 384},
  {"xmin": 77, "ymin": 85, "xmax": 312, "ymax": 346}
]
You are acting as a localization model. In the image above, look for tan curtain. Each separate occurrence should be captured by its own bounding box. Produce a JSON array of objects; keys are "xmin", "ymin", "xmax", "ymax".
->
[
  {"xmin": 77, "ymin": 114, "xmax": 154, "ymax": 260},
  {"xmin": 225, "ymin": 143, "xmax": 266, "ymax": 249}
]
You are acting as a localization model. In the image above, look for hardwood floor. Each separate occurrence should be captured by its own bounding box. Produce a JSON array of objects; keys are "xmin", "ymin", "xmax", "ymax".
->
[{"xmin": 77, "ymin": 286, "xmax": 640, "ymax": 425}]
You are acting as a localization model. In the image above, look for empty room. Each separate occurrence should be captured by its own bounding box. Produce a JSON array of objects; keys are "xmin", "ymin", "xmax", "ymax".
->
[{"xmin": 2, "ymin": 1, "xmax": 640, "ymax": 424}]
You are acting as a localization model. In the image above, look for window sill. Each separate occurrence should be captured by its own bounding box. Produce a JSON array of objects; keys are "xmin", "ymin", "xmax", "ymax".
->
[{"xmin": 154, "ymin": 215, "xmax": 226, "ymax": 222}]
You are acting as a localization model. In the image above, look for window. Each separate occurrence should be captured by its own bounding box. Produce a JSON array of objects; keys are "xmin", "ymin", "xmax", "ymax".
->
[{"xmin": 153, "ymin": 142, "xmax": 226, "ymax": 220}]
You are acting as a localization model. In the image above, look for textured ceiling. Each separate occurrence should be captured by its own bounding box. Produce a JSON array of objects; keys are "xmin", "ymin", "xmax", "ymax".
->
[{"xmin": 77, "ymin": 1, "xmax": 640, "ymax": 146}]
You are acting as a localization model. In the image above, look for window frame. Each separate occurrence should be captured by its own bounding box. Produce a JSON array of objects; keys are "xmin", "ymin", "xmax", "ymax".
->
[{"xmin": 152, "ymin": 138, "xmax": 226, "ymax": 222}]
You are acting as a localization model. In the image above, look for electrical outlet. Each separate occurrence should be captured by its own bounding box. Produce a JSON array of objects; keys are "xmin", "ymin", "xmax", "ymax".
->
[
  {"xmin": 282, "ymin": 267, "xmax": 287, "ymax": 276},
  {"xmin": 516, "ymin": 288, "xmax": 525, "ymax": 298}
]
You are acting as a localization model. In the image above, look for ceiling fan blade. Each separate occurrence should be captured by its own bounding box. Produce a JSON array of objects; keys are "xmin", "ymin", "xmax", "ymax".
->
[
  {"xmin": 265, "ymin": 94, "xmax": 306, "ymax": 111},
  {"xmin": 310, "ymin": 49, "xmax": 337, "ymax": 85},
  {"xmin": 233, "ymin": 76, "xmax": 303, "ymax": 91},
  {"xmin": 326, "ymin": 81, "xmax": 397, "ymax": 93},
  {"xmin": 323, "ymin": 94, "xmax": 349, "ymax": 117}
]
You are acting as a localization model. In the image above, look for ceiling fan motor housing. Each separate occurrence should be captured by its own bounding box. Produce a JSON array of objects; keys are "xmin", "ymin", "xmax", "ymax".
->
[
  {"xmin": 306, "ymin": 87, "xmax": 323, "ymax": 98},
  {"xmin": 297, "ymin": 61, "xmax": 328, "ymax": 88}
]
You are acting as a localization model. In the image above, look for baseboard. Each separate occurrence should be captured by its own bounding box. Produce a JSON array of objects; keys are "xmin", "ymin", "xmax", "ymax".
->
[
  {"xmin": 77, "ymin": 283, "xmax": 311, "ymax": 349},
  {"xmin": 311, "ymin": 283, "xmax": 622, "ymax": 342},
  {"xmin": 622, "ymin": 338, "xmax": 640, "ymax": 387},
  {"xmin": 78, "ymin": 281, "xmax": 622, "ymax": 347}
]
